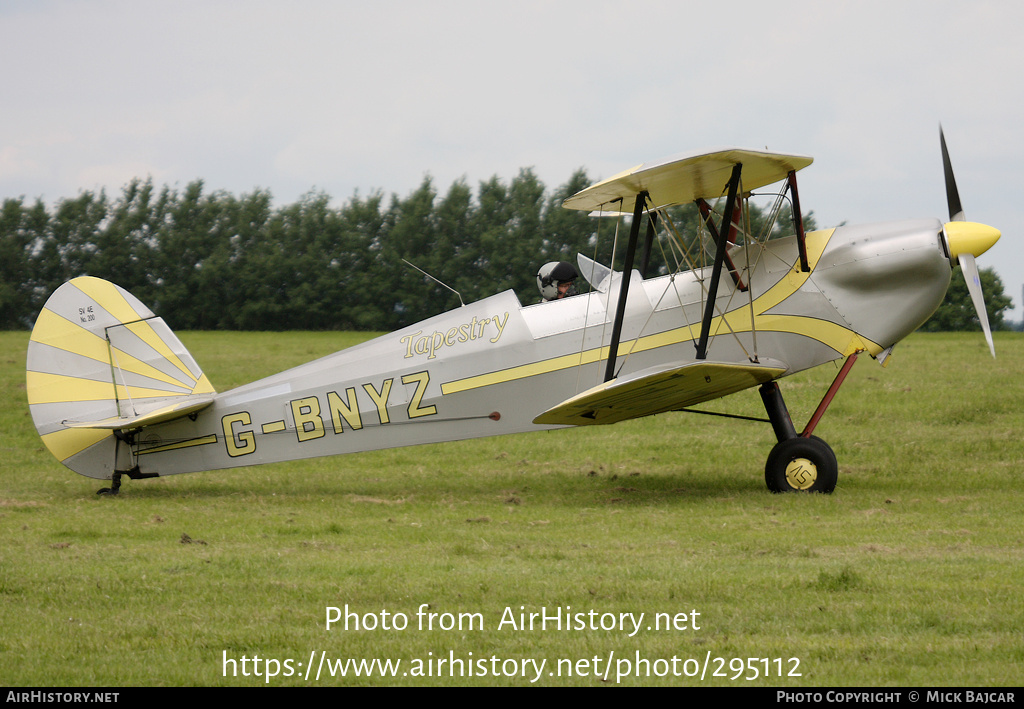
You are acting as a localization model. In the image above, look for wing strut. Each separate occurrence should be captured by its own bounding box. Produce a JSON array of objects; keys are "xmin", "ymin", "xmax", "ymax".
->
[
  {"xmin": 639, "ymin": 210, "xmax": 658, "ymax": 278},
  {"xmin": 695, "ymin": 163, "xmax": 743, "ymax": 360},
  {"xmin": 604, "ymin": 191, "xmax": 649, "ymax": 382},
  {"xmin": 787, "ymin": 170, "xmax": 810, "ymax": 272},
  {"xmin": 696, "ymin": 198, "xmax": 747, "ymax": 292}
]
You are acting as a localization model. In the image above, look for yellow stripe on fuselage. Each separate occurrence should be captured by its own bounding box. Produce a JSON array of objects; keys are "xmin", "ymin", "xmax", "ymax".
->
[
  {"xmin": 442, "ymin": 229, "xmax": 879, "ymax": 396},
  {"xmin": 136, "ymin": 435, "xmax": 218, "ymax": 456}
]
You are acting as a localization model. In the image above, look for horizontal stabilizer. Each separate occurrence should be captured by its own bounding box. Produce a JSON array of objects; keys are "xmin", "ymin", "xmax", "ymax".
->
[
  {"xmin": 533, "ymin": 359, "xmax": 787, "ymax": 426},
  {"xmin": 63, "ymin": 393, "xmax": 216, "ymax": 430}
]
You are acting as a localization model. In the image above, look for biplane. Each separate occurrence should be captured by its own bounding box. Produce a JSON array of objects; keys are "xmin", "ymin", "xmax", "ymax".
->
[{"xmin": 26, "ymin": 131, "xmax": 1000, "ymax": 494}]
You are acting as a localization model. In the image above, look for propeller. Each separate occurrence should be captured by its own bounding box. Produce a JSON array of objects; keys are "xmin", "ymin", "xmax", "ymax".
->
[{"xmin": 940, "ymin": 127, "xmax": 1000, "ymax": 357}]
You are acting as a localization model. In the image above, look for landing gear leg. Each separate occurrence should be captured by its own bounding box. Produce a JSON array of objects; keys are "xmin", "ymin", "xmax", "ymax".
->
[
  {"xmin": 96, "ymin": 469, "xmax": 124, "ymax": 496},
  {"xmin": 96, "ymin": 466, "xmax": 159, "ymax": 495},
  {"xmin": 759, "ymin": 381, "xmax": 838, "ymax": 494},
  {"xmin": 96, "ymin": 430, "xmax": 159, "ymax": 495}
]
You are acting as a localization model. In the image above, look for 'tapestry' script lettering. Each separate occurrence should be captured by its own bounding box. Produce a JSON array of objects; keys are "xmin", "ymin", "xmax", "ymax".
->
[{"xmin": 400, "ymin": 312, "xmax": 510, "ymax": 360}]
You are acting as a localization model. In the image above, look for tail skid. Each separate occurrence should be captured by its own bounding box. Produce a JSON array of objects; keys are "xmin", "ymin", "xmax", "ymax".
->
[{"xmin": 26, "ymin": 277, "xmax": 215, "ymax": 480}]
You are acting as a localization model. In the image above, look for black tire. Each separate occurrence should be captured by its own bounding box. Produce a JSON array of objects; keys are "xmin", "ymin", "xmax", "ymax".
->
[{"xmin": 765, "ymin": 435, "xmax": 838, "ymax": 494}]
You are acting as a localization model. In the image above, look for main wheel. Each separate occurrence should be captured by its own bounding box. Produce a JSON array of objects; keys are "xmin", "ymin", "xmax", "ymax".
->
[{"xmin": 765, "ymin": 436, "xmax": 838, "ymax": 494}]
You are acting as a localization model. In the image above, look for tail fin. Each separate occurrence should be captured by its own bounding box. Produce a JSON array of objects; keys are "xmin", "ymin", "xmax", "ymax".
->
[{"xmin": 26, "ymin": 276, "xmax": 216, "ymax": 479}]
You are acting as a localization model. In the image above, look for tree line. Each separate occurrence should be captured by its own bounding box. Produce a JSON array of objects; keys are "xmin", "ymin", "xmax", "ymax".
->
[
  {"xmin": 2, "ymin": 170, "xmax": 598, "ymax": 331},
  {"xmin": 0, "ymin": 170, "xmax": 1009, "ymax": 332}
]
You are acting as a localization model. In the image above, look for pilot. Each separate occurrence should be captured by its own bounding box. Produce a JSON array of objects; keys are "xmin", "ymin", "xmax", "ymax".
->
[{"xmin": 537, "ymin": 261, "xmax": 579, "ymax": 301}]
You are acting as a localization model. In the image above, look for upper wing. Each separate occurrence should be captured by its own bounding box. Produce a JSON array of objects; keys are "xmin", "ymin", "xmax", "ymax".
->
[
  {"xmin": 563, "ymin": 147, "xmax": 812, "ymax": 212},
  {"xmin": 533, "ymin": 358, "xmax": 787, "ymax": 426}
]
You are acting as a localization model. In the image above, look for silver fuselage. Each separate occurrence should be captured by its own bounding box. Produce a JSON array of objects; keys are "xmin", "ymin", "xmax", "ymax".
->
[{"xmin": 104, "ymin": 218, "xmax": 950, "ymax": 479}]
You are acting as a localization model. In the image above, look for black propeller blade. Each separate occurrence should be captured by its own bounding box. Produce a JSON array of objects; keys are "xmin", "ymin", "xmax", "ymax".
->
[{"xmin": 940, "ymin": 126, "xmax": 965, "ymax": 222}]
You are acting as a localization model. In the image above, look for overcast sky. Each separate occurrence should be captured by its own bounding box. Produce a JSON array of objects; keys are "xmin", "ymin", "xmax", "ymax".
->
[{"xmin": 3, "ymin": 0, "xmax": 1022, "ymax": 318}]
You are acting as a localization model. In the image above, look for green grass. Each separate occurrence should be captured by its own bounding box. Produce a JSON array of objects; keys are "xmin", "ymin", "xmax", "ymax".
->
[{"xmin": 2, "ymin": 330, "xmax": 1022, "ymax": 686}]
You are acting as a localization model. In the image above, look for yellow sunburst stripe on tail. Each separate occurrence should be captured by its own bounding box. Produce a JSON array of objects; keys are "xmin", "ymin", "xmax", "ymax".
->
[
  {"xmin": 123, "ymin": 320, "xmax": 198, "ymax": 383},
  {"xmin": 29, "ymin": 308, "xmax": 110, "ymax": 362},
  {"xmin": 30, "ymin": 307, "xmax": 200, "ymax": 391},
  {"xmin": 41, "ymin": 427, "xmax": 110, "ymax": 462},
  {"xmin": 192, "ymin": 373, "xmax": 216, "ymax": 395},
  {"xmin": 108, "ymin": 342, "xmax": 197, "ymax": 390},
  {"xmin": 27, "ymin": 371, "xmax": 191, "ymax": 405},
  {"xmin": 27, "ymin": 371, "xmax": 115, "ymax": 405},
  {"xmin": 72, "ymin": 276, "xmax": 146, "ymax": 324}
]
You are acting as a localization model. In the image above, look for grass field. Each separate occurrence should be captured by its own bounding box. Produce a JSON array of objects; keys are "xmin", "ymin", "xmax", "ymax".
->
[{"xmin": 2, "ymin": 330, "xmax": 1022, "ymax": 686}]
